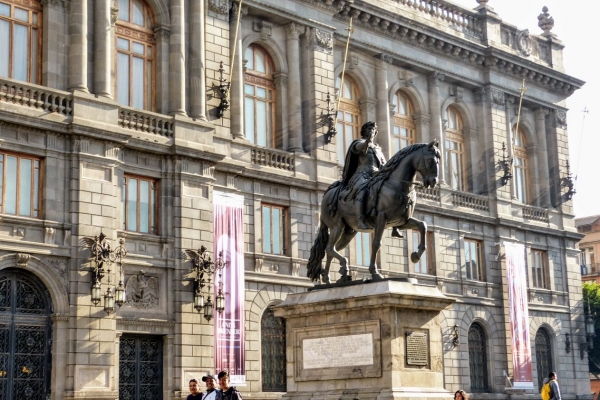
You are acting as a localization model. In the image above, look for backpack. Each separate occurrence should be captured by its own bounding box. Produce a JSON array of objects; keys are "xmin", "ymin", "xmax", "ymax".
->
[{"xmin": 541, "ymin": 381, "xmax": 552, "ymax": 400}]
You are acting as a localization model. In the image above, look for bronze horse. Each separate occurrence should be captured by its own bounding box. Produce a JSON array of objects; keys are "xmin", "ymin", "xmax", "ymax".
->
[{"xmin": 307, "ymin": 141, "xmax": 440, "ymax": 283}]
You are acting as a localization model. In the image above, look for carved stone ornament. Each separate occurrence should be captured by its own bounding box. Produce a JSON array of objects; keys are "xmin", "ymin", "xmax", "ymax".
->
[
  {"xmin": 110, "ymin": 7, "xmax": 118, "ymax": 26},
  {"xmin": 379, "ymin": 53, "xmax": 393, "ymax": 64},
  {"xmin": 427, "ymin": 71, "xmax": 445, "ymax": 85},
  {"xmin": 538, "ymin": 6, "xmax": 555, "ymax": 35},
  {"xmin": 125, "ymin": 271, "xmax": 159, "ymax": 309},
  {"xmin": 153, "ymin": 26, "xmax": 170, "ymax": 41},
  {"xmin": 16, "ymin": 253, "xmax": 30, "ymax": 268},
  {"xmin": 208, "ymin": 0, "xmax": 229, "ymax": 14},
  {"xmin": 555, "ymin": 110, "xmax": 567, "ymax": 129},
  {"xmin": 315, "ymin": 29, "xmax": 333, "ymax": 51},
  {"xmin": 490, "ymin": 89, "xmax": 505, "ymax": 106},
  {"xmin": 515, "ymin": 29, "xmax": 532, "ymax": 57}
]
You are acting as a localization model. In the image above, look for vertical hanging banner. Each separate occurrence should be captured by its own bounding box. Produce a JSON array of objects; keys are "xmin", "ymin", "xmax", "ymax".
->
[
  {"xmin": 213, "ymin": 191, "xmax": 246, "ymax": 385},
  {"xmin": 504, "ymin": 242, "xmax": 533, "ymax": 389}
]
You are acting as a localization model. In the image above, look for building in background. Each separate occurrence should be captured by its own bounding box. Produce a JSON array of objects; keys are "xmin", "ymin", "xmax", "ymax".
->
[
  {"xmin": 0, "ymin": 0, "xmax": 589, "ymax": 399},
  {"xmin": 577, "ymin": 215, "xmax": 600, "ymax": 283}
]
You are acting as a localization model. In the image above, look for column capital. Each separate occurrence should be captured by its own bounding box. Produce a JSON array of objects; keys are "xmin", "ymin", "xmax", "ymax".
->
[
  {"xmin": 285, "ymin": 22, "xmax": 303, "ymax": 40},
  {"xmin": 413, "ymin": 112, "xmax": 431, "ymax": 125},
  {"xmin": 534, "ymin": 107, "xmax": 550, "ymax": 117},
  {"xmin": 474, "ymin": 87, "xmax": 487, "ymax": 103},
  {"xmin": 230, "ymin": 2, "xmax": 248, "ymax": 23},
  {"xmin": 427, "ymin": 71, "xmax": 445, "ymax": 85},
  {"xmin": 377, "ymin": 53, "xmax": 394, "ymax": 64},
  {"xmin": 274, "ymin": 72, "xmax": 288, "ymax": 88},
  {"xmin": 41, "ymin": 0, "xmax": 70, "ymax": 8},
  {"xmin": 153, "ymin": 25, "xmax": 171, "ymax": 41}
]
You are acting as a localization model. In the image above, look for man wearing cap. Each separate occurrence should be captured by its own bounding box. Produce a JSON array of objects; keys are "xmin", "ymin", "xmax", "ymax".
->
[
  {"xmin": 187, "ymin": 378, "xmax": 202, "ymax": 400},
  {"xmin": 216, "ymin": 370, "xmax": 242, "ymax": 400},
  {"xmin": 202, "ymin": 374, "xmax": 218, "ymax": 400}
]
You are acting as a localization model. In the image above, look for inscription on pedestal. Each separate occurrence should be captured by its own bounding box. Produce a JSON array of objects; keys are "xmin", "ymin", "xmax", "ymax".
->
[
  {"xmin": 303, "ymin": 333, "xmax": 374, "ymax": 369},
  {"xmin": 406, "ymin": 331, "xmax": 428, "ymax": 366}
]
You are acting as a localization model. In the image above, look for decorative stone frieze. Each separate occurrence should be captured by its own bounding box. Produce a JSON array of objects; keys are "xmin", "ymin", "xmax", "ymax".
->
[{"xmin": 208, "ymin": 0, "xmax": 229, "ymax": 15}]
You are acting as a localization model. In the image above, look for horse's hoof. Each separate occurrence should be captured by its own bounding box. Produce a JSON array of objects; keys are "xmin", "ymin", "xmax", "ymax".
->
[
  {"xmin": 322, "ymin": 277, "xmax": 331, "ymax": 285},
  {"xmin": 337, "ymin": 275, "xmax": 352, "ymax": 283},
  {"xmin": 411, "ymin": 252, "xmax": 421, "ymax": 263}
]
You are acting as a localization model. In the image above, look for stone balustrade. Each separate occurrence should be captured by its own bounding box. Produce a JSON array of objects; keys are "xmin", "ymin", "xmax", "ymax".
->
[
  {"xmin": 394, "ymin": 0, "xmax": 482, "ymax": 38},
  {"xmin": 118, "ymin": 107, "xmax": 174, "ymax": 137},
  {"xmin": 0, "ymin": 77, "xmax": 73, "ymax": 116},
  {"xmin": 451, "ymin": 191, "xmax": 489, "ymax": 211},
  {"xmin": 416, "ymin": 186, "xmax": 440, "ymax": 202},
  {"xmin": 251, "ymin": 147, "xmax": 295, "ymax": 172},
  {"xmin": 522, "ymin": 205, "xmax": 549, "ymax": 222}
]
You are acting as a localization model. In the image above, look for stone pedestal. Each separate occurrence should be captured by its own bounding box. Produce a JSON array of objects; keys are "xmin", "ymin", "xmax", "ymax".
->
[{"xmin": 273, "ymin": 279, "xmax": 455, "ymax": 400}]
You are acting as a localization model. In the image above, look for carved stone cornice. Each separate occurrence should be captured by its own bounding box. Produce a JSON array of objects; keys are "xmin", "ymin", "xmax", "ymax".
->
[{"xmin": 116, "ymin": 318, "xmax": 176, "ymax": 328}]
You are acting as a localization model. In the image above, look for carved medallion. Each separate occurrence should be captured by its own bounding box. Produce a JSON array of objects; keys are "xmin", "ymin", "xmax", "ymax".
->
[
  {"xmin": 515, "ymin": 29, "xmax": 531, "ymax": 57},
  {"xmin": 315, "ymin": 29, "xmax": 333, "ymax": 52},
  {"xmin": 125, "ymin": 271, "xmax": 159, "ymax": 309},
  {"xmin": 555, "ymin": 110, "xmax": 567, "ymax": 129},
  {"xmin": 208, "ymin": 0, "xmax": 229, "ymax": 14},
  {"xmin": 490, "ymin": 89, "xmax": 505, "ymax": 106}
]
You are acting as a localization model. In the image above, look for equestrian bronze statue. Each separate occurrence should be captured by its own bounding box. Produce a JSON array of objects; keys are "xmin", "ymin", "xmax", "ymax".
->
[{"xmin": 307, "ymin": 122, "xmax": 440, "ymax": 284}]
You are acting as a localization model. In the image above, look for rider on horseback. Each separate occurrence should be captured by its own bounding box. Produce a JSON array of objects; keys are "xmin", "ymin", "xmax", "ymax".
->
[{"xmin": 341, "ymin": 121, "xmax": 402, "ymax": 238}]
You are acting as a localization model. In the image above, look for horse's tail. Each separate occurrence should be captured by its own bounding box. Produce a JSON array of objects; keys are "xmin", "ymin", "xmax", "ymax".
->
[{"xmin": 306, "ymin": 220, "xmax": 329, "ymax": 282}]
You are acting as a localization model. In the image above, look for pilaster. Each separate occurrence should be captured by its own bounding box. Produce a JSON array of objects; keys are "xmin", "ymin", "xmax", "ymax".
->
[
  {"xmin": 189, "ymin": 0, "xmax": 208, "ymax": 120},
  {"xmin": 286, "ymin": 22, "xmax": 304, "ymax": 152},
  {"xmin": 68, "ymin": 0, "xmax": 88, "ymax": 92},
  {"xmin": 169, "ymin": 0, "xmax": 187, "ymax": 116},
  {"xmin": 93, "ymin": 0, "xmax": 111, "ymax": 98}
]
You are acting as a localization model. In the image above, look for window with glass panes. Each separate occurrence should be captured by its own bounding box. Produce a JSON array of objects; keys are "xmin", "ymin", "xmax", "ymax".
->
[
  {"xmin": 513, "ymin": 126, "xmax": 530, "ymax": 203},
  {"xmin": 392, "ymin": 91, "xmax": 415, "ymax": 153},
  {"xmin": 0, "ymin": 0, "xmax": 41, "ymax": 83},
  {"xmin": 464, "ymin": 239, "xmax": 483, "ymax": 281},
  {"xmin": 444, "ymin": 106, "xmax": 465, "ymax": 191},
  {"xmin": 531, "ymin": 250, "xmax": 548, "ymax": 289},
  {"xmin": 0, "ymin": 152, "xmax": 41, "ymax": 218},
  {"xmin": 116, "ymin": 0, "xmax": 154, "ymax": 110},
  {"xmin": 262, "ymin": 204, "xmax": 286, "ymax": 255},
  {"xmin": 355, "ymin": 232, "xmax": 370, "ymax": 267},
  {"xmin": 122, "ymin": 175, "xmax": 158, "ymax": 234},
  {"xmin": 335, "ymin": 75, "xmax": 361, "ymax": 165},
  {"xmin": 244, "ymin": 44, "xmax": 276, "ymax": 147},
  {"xmin": 468, "ymin": 323, "xmax": 489, "ymax": 392}
]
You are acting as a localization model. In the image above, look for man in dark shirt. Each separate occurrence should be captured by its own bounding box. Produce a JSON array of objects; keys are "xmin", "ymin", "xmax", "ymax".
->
[
  {"xmin": 216, "ymin": 370, "xmax": 242, "ymax": 400},
  {"xmin": 187, "ymin": 378, "xmax": 203, "ymax": 400}
]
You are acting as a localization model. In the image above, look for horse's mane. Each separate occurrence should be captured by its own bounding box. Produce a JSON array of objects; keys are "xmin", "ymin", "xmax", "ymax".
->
[{"xmin": 367, "ymin": 143, "xmax": 428, "ymax": 191}]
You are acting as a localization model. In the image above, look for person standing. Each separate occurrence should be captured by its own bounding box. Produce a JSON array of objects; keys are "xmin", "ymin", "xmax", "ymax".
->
[
  {"xmin": 455, "ymin": 390, "xmax": 468, "ymax": 400},
  {"xmin": 187, "ymin": 378, "xmax": 203, "ymax": 400},
  {"xmin": 216, "ymin": 370, "xmax": 243, "ymax": 400},
  {"xmin": 202, "ymin": 374, "xmax": 218, "ymax": 400},
  {"xmin": 548, "ymin": 372, "xmax": 562, "ymax": 400}
]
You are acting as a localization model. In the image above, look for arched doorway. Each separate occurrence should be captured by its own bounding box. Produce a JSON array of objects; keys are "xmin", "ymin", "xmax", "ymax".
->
[
  {"xmin": 535, "ymin": 328, "xmax": 553, "ymax": 390},
  {"xmin": 0, "ymin": 268, "xmax": 53, "ymax": 399}
]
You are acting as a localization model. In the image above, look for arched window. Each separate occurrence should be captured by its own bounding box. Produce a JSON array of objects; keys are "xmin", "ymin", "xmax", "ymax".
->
[
  {"xmin": 392, "ymin": 90, "xmax": 415, "ymax": 153},
  {"xmin": 116, "ymin": 0, "xmax": 155, "ymax": 110},
  {"xmin": 468, "ymin": 323, "xmax": 489, "ymax": 392},
  {"xmin": 535, "ymin": 329, "xmax": 553, "ymax": 391},
  {"xmin": 261, "ymin": 307, "xmax": 286, "ymax": 392},
  {"xmin": 444, "ymin": 106, "xmax": 465, "ymax": 191},
  {"xmin": 0, "ymin": 0, "xmax": 42, "ymax": 84},
  {"xmin": 244, "ymin": 44, "xmax": 276, "ymax": 147},
  {"xmin": 513, "ymin": 126, "xmax": 530, "ymax": 203},
  {"xmin": 335, "ymin": 75, "xmax": 361, "ymax": 165}
]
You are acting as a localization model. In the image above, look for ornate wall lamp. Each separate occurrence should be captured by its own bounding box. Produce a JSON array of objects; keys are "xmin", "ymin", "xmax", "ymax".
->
[
  {"xmin": 565, "ymin": 333, "xmax": 571, "ymax": 353},
  {"xmin": 214, "ymin": 61, "xmax": 231, "ymax": 118},
  {"xmin": 80, "ymin": 233, "xmax": 128, "ymax": 315},
  {"xmin": 498, "ymin": 142, "xmax": 513, "ymax": 186},
  {"xmin": 183, "ymin": 246, "xmax": 226, "ymax": 321},
  {"xmin": 452, "ymin": 324, "xmax": 460, "ymax": 348},
  {"xmin": 561, "ymin": 160, "xmax": 576, "ymax": 200},
  {"xmin": 320, "ymin": 92, "xmax": 337, "ymax": 144},
  {"xmin": 581, "ymin": 295, "xmax": 596, "ymax": 359}
]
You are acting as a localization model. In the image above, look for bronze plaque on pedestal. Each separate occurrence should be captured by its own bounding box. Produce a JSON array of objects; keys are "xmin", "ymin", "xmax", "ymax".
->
[{"xmin": 405, "ymin": 331, "xmax": 428, "ymax": 366}]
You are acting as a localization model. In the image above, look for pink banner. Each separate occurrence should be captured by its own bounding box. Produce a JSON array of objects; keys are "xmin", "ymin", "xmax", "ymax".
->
[
  {"xmin": 213, "ymin": 191, "xmax": 245, "ymax": 385},
  {"xmin": 505, "ymin": 242, "xmax": 533, "ymax": 389}
]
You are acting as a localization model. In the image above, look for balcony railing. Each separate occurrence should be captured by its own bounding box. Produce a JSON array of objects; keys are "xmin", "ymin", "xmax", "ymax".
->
[
  {"xmin": 118, "ymin": 107, "xmax": 174, "ymax": 137},
  {"xmin": 452, "ymin": 191, "xmax": 489, "ymax": 211},
  {"xmin": 522, "ymin": 205, "xmax": 549, "ymax": 223},
  {"xmin": 0, "ymin": 77, "xmax": 73, "ymax": 117},
  {"xmin": 251, "ymin": 147, "xmax": 295, "ymax": 172},
  {"xmin": 416, "ymin": 186, "xmax": 440, "ymax": 202}
]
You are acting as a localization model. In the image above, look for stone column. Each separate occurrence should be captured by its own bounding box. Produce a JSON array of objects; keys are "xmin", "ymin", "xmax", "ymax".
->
[
  {"xmin": 94, "ymin": 0, "xmax": 111, "ymax": 97},
  {"xmin": 189, "ymin": 0, "xmax": 207, "ymax": 120},
  {"xmin": 534, "ymin": 108, "xmax": 551, "ymax": 207},
  {"xmin": 504, "ymin": 97, "xmax": 517, "ymax": 199},
  {"xmin": 275, "ymin": 73, "xmax": 289, "ymax": 149},
  {"xmin": 286, "ymin": 23, "xmax": 303, "ymax": 152},
  {"xmin": 375, "ymin": 54, "xmax": 391, "ymax": 158},
  {"xmin": 413, "ymin": 113, "xmax": 431, "ymax": 143},
  {"xmin": 69, "ymin": 0, "xmax": 88, "ymax": 92},
  {"xmin": 427, "ymin": 72, "xmax": 445, "ymax": 184},
  {"xmin": 169, "ymin": 0, "xmax": 186, "ymax": 115},
  {"xmin": 229, "ymin": 2, "xmax": 246, "ymax": 139}
]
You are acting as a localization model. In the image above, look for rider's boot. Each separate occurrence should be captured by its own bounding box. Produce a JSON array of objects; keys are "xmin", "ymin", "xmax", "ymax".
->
[
  {"xmin": 356, "ymin": 190, "xmax": 370, "ymax": 230},
  {"xmin": 392, "ymin": 227, "xmax": 404, "ymax": 238}
]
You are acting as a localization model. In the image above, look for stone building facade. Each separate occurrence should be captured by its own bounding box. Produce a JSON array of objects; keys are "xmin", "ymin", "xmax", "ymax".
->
[
  {"xmin": 576, "ymin": 215, "xmax": 600, "ymax": 283},
  {"xmin": 0, "ymin": 0, "xmax": 589, "ymax": 399}
]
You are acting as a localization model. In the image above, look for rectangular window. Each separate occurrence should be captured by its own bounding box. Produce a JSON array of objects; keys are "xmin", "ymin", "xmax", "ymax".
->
[
  {"xmin": 464, "ymin": 239, "xmax": 483, "ymax": 281},
  {"xmin": 262, "ymin": 204, "xmax": 286, "ymax": 255},
  {"xmin": 531, "ymin": 250, "xmax": 549, "ymax": 289},
  {"xmin": 355, "ymin": 232, "xmax": 370, "ymax": 267},
  {"xmin": 122, "ymin": 175, "xmax": 158, "ymax": 234},
  {"xmin": 0, "ymin": 152, "xmax": 41, "ymax": 218}
]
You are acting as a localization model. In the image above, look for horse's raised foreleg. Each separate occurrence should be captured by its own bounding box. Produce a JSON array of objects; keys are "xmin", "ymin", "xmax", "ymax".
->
[
  {"xmin": 404, "ymin": 217, "xmax": 427, "ymax": 263},
  {"xmin": 368, "ymin": 213, "xmax": 387, "ymax": 281},
  {"xmin": 335, "ymin": 228, "xmax": 358, "ymax": 282},
  {"xmin": 323, "ymin": 225, "xmax": 346, "ymax": 284}
]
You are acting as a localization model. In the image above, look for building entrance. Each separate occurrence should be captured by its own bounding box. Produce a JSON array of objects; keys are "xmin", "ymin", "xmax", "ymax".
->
[
  {"xmin": 0, "ymin": 269, "xmax": 53, "ymax": 399},
  {"xmin": 119, "ymin": 335, "xmax": 163, "ymax": 399}
]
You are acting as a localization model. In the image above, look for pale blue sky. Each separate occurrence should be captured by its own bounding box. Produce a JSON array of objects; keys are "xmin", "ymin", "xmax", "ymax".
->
[{"xmin": 451, "ymin": 0, "xmax": 599, "ymax": 218}]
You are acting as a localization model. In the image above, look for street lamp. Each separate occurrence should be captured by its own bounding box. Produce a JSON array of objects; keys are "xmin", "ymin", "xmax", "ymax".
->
[
  {"xmin": 80, "ymin": 232, "xmax": 128, "ymax": 315},
  {"xmin": 581, "ymin": 293, "xmax": 596, "ymax": 359},
  {"xmin": 183, "ymin": 246, "xmax": 227, "ymax": 322}
]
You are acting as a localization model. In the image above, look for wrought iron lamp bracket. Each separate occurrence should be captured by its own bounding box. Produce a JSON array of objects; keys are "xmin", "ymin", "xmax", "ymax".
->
[
  {"xmin": 320, "ymin": 91, "xmax": 337, "ymax": 144},
  {"xmin": 184, "ymin": 245, "xmax": 227, "ymax": 321},
  {"xmin": 452, "ymin": 324, "xmax": 460, "ymax": 348},
  {"xmin": 213, "ymin": 61, "xmax": 231, "ymax": 119},
  {"xmin": 560, "ymin": 160, "xmax": 576, "ymax": 200},
  {"xmin": 498, "ymin": 142, "xmax": 513, "ymax": 186}
]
